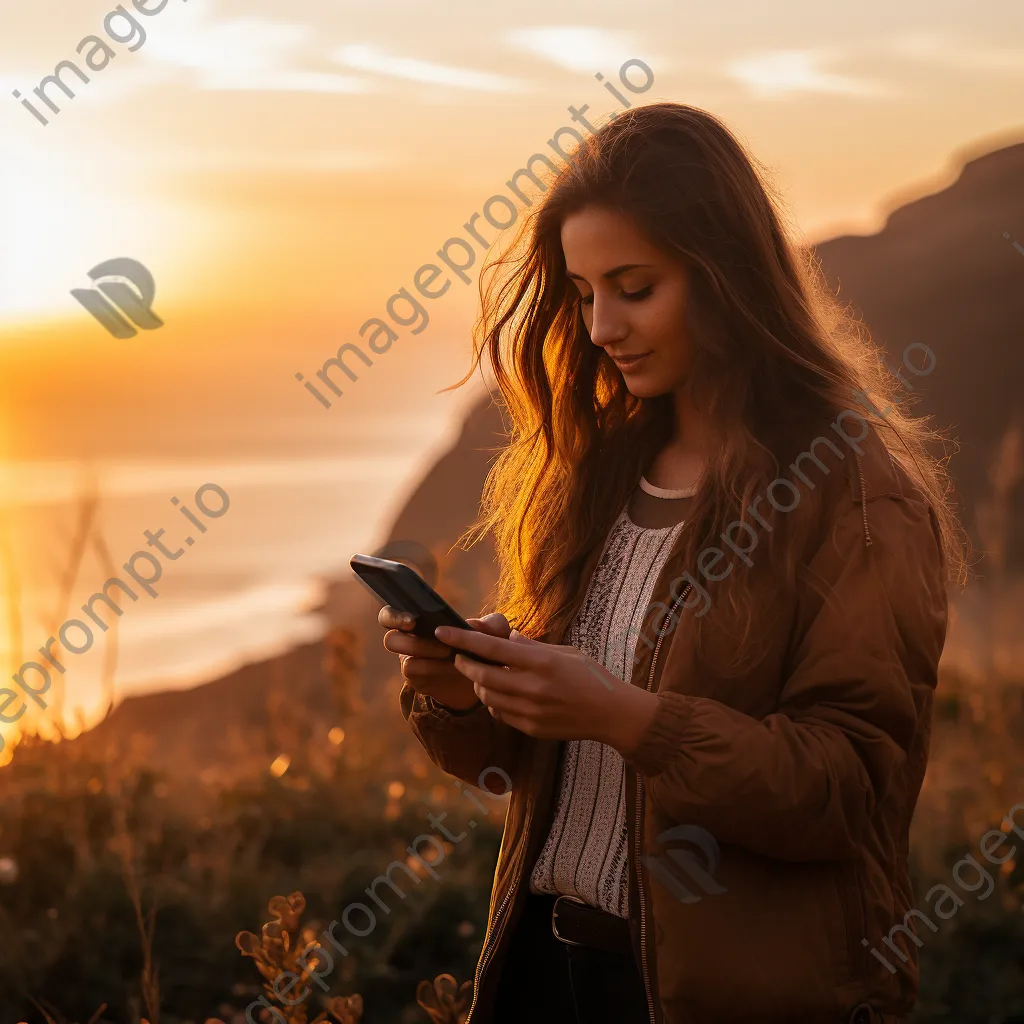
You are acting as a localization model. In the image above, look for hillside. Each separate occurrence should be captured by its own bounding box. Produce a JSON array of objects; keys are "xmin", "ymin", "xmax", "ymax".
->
[{"xmin": 814, "ymin": 138, "xmax": 1024, "ymax": 565}]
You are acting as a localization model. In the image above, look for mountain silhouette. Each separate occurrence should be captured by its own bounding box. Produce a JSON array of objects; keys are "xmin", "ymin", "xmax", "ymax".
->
[{"xmin": 814, "ymin": 137, "xmax": 1024, "ymax": 565}]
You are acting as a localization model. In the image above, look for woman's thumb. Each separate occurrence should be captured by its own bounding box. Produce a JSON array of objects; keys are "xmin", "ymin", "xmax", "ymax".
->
[{"xmin": 509, "ymin": 628, "xmax": 541, "ymax": 644}]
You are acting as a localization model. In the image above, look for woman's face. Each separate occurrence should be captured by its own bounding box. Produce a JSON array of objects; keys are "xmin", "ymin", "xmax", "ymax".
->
[{"xmin": 561, "ymin": 205, "xmax": 693, "ymax": 398}]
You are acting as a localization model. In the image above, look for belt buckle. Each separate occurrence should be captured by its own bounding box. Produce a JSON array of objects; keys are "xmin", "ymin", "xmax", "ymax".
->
[{"xmin": 551, "ymin": 894, "xmax": 589, "ymax": 947}]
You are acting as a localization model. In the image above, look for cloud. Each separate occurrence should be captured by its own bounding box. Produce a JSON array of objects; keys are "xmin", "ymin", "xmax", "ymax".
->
[
  {"xmin": 726, "ymin": 50, "xmax": 889, "ymax": 99},
  {"xmin": 1, "ymin": 66, "xmax": 168, "ymax": 111},
  {"xmin": 332, "ymin": 44, "xmax": 525, "ymax": 92},
  {"xmin": 887, "ymin": 32, "xmax": 1024, "ymax": 76},
  {"xmin": 505, "ymin": 26, "xmax": 639, "ymax": 73},
  {"xmin": 145, "ymin": 14, "xmax": 311, "ymax": 73},
  {"xmin": 4, "ymin": 11, "xmax": 370, "ymax": 105},
  {"xmin": 135, "ymin": 147, "xmax": 392, "ymax": 173},
  {"xmin": 198, "ymin": 69, "xmax": 367, "ymax": 93},
  {"xmin": 145, "ymin": 12, "xmax": 369, "ymax": 93}
]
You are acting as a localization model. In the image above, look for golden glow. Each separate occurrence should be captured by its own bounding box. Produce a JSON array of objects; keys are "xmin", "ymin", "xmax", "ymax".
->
[
  {"xmin": 0, "ymin": 137, "xmax": 215, "ymax": 327},
  {"xmin": 0, "ymin": 139, "xmax": 101, "ymax": 320},
  {"xmin": 0, "ymin": 0, "xmax": 1018, "ymax": 760}
]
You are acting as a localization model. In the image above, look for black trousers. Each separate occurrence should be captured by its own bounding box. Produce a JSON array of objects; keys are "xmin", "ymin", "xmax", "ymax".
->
[{"xmin": 493, "ymin": 893, "xmax": 650, "ymax": 1024}]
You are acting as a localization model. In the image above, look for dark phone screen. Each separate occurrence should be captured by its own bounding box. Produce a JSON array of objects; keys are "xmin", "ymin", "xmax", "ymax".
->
[
  {"xmin": 350, "ymin": 554, "xmax": 503, "ymax": 665},
  {"xmin": 350, "ymin": 555, "xmax": 470, "ymax": 631}
]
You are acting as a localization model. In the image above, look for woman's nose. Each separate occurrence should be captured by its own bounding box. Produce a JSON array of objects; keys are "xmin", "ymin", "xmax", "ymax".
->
[{"xmin": 587, "ymin": 295, "xmax": 628, "ymax": 348}]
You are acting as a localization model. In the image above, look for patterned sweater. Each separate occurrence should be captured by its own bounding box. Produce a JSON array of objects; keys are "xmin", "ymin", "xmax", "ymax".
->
[{"xmin": 528, "ymin": 487, "xmax": 691, "ymax": 918}]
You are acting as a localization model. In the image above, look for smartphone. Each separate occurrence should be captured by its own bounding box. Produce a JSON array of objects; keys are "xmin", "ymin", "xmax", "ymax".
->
[{"xmin": 350, "ymin": 553, "xmax": 503, "ymax": 665}]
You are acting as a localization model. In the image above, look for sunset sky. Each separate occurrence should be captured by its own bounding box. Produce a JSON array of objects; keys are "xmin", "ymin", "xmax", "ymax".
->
[
  {"xmin": 1, "ymin": 0, "xmax": 1022, "ymax": 328},
  {"xmin": 0, "ymin": 0, "xmax": 1022, "ymax": 755}
]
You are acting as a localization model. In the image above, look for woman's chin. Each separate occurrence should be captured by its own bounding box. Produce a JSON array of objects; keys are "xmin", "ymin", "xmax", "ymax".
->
[{"xmin": 621, "ymin": 374, "xmax": 670, "ymax": 399}]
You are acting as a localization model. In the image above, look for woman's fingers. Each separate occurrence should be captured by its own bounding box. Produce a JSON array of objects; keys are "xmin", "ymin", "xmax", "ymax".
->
[
  {"xmin": 435, "ymin": 625, "xmax": 549, "ymax": 670},
  {"xmin": 401, "ymin": 654, "xmax": 465, "ymax": 679},
  {"xmin": 472, "ymin": 683, "xmax": 536, "ymax": 720},
  {"xmin": 381, "ymin": 607, "xmax": 511, "ymax": 638},
  {"xmin": 383, "ymin": 629, "xmax": 456, "ymax": 660},
  {"xmin": 451, "ymin": 655, "xmax": 542, "ymax": 696},
  {"xmin": 508, "ymin": 628, "xmax": 545, "ymax": 645},
  {"xmin": 378, "ymin": 605, "xmax": 416, "ymax": 631},
  {"xmin": 466, "ymin": 613, "xmax": 512, "ymax": 639}
]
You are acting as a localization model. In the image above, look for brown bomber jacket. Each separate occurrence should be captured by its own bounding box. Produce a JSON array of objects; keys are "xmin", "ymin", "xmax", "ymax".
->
[{"xmin": 400, "ymin": 423, "xmax": 949, "ymax": 1024}]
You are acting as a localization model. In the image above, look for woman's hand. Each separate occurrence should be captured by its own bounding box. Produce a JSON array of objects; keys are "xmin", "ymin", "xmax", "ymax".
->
[
  {"xmin": 379, "ymin": 607, "xmax": 511, "ymax": 711},
  {"xmin": 433, "ymin": 625, "xmax": 661, "ymax": 757}
]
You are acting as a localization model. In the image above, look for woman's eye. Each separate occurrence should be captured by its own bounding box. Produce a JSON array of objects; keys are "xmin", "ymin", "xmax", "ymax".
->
[{"xmin": 575, "ymin": 286, "xmax": 650, "ymax": 308}]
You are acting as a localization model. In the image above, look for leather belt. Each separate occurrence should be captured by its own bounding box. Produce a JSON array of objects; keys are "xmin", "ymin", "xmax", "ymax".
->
[{"xmin": 550, "ymin": 894, "xmax": 634, "ymax": 958}]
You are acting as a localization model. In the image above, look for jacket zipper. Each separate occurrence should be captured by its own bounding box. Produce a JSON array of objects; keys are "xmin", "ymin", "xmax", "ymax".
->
[
  {"xmin": 466, "ymin": 577, "xmax": 691, "ymax": 1023},
  {"xmin": 465, "ymin": 789, "xmax": 534, "ymax": 1024},
  {"xmin": 634, "ymin": 581, "xmax": 692, "ymax": 1024},
  {"xmin": 464, "ymin": 877, "xmax": 516, "ymax": 1023}
]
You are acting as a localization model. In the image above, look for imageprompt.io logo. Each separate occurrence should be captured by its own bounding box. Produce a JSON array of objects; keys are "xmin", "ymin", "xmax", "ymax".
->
[
  {"xmin": 643, "ymin": 824, "xmax": 727, "ymax": 904},
  {"xmin": 71, "ymin": 258, "xmax": 164, "ymax": 339}
]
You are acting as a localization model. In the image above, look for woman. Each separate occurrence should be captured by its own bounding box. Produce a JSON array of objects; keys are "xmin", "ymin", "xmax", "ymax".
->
[{"xmin": 379, "ymin": 103, "xmax": 965, "ymax": 1024}]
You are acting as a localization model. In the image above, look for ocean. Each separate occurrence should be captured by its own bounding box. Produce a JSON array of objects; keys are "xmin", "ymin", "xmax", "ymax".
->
[{"xmin": 0, "ymin": 406, "xmax": 465, "ymax": 736}]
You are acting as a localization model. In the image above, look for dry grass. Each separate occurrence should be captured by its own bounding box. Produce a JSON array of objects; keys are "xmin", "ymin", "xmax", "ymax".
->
[{"xmin": 1, "ymin": 488, "xmax": 1021, "ymax": 1022}]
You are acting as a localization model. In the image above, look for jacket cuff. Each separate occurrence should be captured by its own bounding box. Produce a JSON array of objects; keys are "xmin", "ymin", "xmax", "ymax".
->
[{"xmin": 625, "ymin": 691, "xmax": 693, "ymax": 777}]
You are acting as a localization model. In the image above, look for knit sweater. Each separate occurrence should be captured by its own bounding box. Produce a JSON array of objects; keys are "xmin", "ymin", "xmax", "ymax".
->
[{"xmin": 528, "ymin": 487, "xmax": 691, "ymax": 918}]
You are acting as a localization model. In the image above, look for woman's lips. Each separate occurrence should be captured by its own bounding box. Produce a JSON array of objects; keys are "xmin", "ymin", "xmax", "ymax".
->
[{"xmin": 611, "ymin": 352, "xmax": 651, "ymax": 372}]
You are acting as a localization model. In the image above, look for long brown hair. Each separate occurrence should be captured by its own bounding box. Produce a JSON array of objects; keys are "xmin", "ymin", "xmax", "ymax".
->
[{"xmin": 451, "ymin": 102, "xmax": 967, "ymax": 650}]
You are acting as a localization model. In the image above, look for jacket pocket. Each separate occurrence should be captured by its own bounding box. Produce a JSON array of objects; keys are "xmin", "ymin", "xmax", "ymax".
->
[{"xmin": 652, "ymin": 851, "xmax": 856, "ymax": 1020}]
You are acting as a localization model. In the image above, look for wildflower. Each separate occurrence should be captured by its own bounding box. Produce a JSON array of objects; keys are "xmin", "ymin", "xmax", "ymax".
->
[
  {"xmin": 324, "ymin": 996, "xmax": 363, "ymax": 1024},
  {"xmin": 236, "ymin": 892, "xmax": 365, "ymax": 1024},
  {"xmin": 416, "ymin": 974, "xmax": 473, "ymax": 1024}
]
